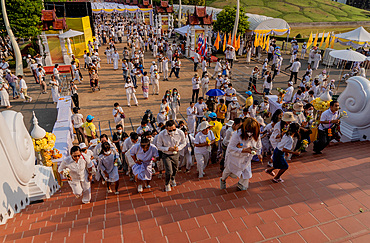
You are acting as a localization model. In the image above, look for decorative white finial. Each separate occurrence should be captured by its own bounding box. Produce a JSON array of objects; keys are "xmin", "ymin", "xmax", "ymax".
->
[
  {"xmin": 31, "ymin": 111, "xmax": 46, "ymax": 139},
  {"xmin": 320, "ymin": 90, "xmax": 332, "ymax": 101}
]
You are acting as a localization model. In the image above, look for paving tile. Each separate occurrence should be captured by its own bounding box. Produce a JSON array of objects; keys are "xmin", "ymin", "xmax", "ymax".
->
[
  {"xmin": 327, "ymin": 204, "xmax": 353, "ymax": 218},
  {"xmin": 142, "ymin": 227, "xmax": 163, "ymax": 241},
  {"xmin": 310, "ymin": 208, "xmax": 336, "ymax": 223},
  {"xmin": 217, "ymin": 232, "xmax": 243, "ymax": 243},
  {"xmin": 289, "ymin": 202, "xmax": 312, "ymax": 215},
  {"xmin": 237, "ymin": 227, "xmax": 265, "ymax": 243},
  {"xmin": 276, "ymin": 217, "xmax": 302, "ymax": 234},
  {"xmin": 258, "ymin": 210, "xmax": 280, "ymax": 223},
  {"xmin": 195, "ymin": 214, "xmax": 217, "ymax": 227},
  {"xmin": 205, "ymin": 223, "xmax": 228, "ymax": 238},
  {"xmin": 294, "ymin": 213, "xmax": 320, "ymax": 228},
  {"xmin": 257, "ymin": 221, "xmax": 284, "ymax": 239},
  {"xmin": 212, "ymin": 210, "xmax": 232, "ymax": 223},
  {"xmin": 278, "ymin": 233, "xmax": 305, "ymax": 243},
  {"xmin": 337, "ymin": 217, "xmax": 368, "ymax": 234},
  {"xmin": 223, "ymin": 218, "xmax": 247, "ymax": 233},
  {"xmin": 166, "ymin": 232, "xmax": 190, "ymax": 243},
  {"xmin": 160, "ymin": 222, "xmax": 181, "ymax": 236},
  {"xmin": 179, "ymin": 218, "xmax": 199, "ymax": 231},
  {"xmin": 351, "ymin": 233, "xmax": 370, "ymax": 243},
  {"xmin": 298, "ymin": 227, "xmax": 329, "ymax": 243},
  {"xmin": 318, "ymin": 221, "xmax": 349, "ymax": 240},
  {"xmin": 186, "ymin": 227, "xmax": 210, "ymax": 242},
  {"xmin": 354, "ymin": 212, "xmax": 370, "ymax": 228},
  {"xmin": 273, "ymin": 206, "xmax": 297, "ymax": 219},
  {"xmin": 241, "ymin": 214, "xmax": 263, "ymax": 228}
]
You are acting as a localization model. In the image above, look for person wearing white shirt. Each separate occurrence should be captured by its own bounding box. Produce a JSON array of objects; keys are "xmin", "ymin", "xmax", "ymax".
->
[
  {"xmin": 71, "ymin": 107, "xmax": 85, "ymax": 144},
  {"xmin": 312, "ymin": 51, "xmax": 322, "ymax": 70},
  {"xmin": 156, "ymin": 120, "xmax": 186, "ymax": 192},
  {"xmin": 112, "ymin": 50, "xmax": 120, "ymax": 70},
  {"xmin": 124, "ymin": 77, "xmax": 138, "ymax": 107},
  {"xmin": 313, "ymin": 101, "xmax": 340, "ymax": 154},
  {"xmin": 193, "ymin": 52, "xmax": 200, "ymax": 72},
  {"xmin": 58, "ymin": 146, "xmax": 93, "ymax": 204},
  {"xmin": 289, "ymin": 58, "xmax": 301, "ymax": 84},
  {"xmin": 152, "ymin": 70, "xmax": 160, "ymax": 95},
  {"xmin": 194, "ymin": 121, "xmax": 216, "ymax": 178},
  {"xmin": 201, "ymin": 73, "xmax": 210, "ymax": 97},
  {"xmin": 157, "ymin": 107, "xmax": 167, "ymax": 124},
  {"xmin": 53, "ymin": 64, "xmax": 61, "ymax": 84},
  {"xmin": 194, "ymin": 97, "xmax": 207, "ymax": 128},
  {"xmin": 301, "ymin": 42, "xmax": 307, "ymax": 59},
  {"xmin": 149, "ymin": 61, "xmax": 157, "ymax": 84},
  {"xmin": 248, "ymin": 100, "xmax": 258, "ymax": 118},
  {"xmin": 192, "ymin": 74, "xmax": 200, "ymax": 103},
  {"xmin": 358, "ymin": 63, "xmax": 366, "ymax": 78},
  {"xmin": 201, "ymin": 58, "xmax": 207, "ymax": 78},
  {"xmin": 212, "ymin": 59, "xmax": 222, "ymax": 78},
  {"xmin": 215, "ymin": 73, "xmax": 223, "ymax": 89},
  {"xmin": 49, "ymin": 75, "xmax": 60, "ymax": 103},
  {"xmin": 186, "ymin": 102, "xmax": 197, "ymax": 134},
  {"xmin": 224, "ymin": 83, "xmax": 236, "ymax": 107},
  {"xmin": 227, "ymin": 97, "xmax": 240, "ymax": 120},
  {"xmin": 71, "ymin": 61, "xmax": 81, "ymax": 83},
  {"xmin": 93, "ymin": 39, "xmax": 99, "ymax": 52},
  {"xmin": 162, "ymin": 57, "xmax": 169, "ymax": 81},
  {"xmin": 113, "ymin": 103, "xmax": 125, "ymax": 129},
  {"xmin": 18, "ymin": 75, "xmax": 32, "ymax": 102},
  {"xmin": 284, "ymin": 82, "xmax": 294, "ymax": 102}
]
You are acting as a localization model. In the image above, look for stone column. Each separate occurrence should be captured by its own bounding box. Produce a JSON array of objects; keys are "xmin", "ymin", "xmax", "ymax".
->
[
  {"xmin": 190, "ymin": 25, "xmax": 195, "ymax": 58},
  {"xmin": 185, "ymin": 26, "xmax": 190, "ymax": 57}
]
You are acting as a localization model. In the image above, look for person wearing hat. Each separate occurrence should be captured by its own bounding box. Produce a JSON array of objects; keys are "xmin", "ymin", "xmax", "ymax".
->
[
  {"xmin": 215, "ymin": 72, "xmax": 223, "ymax": 89},
  {"xmin": 208, "ymin": 112, "xmax": 223, "ymax": 164},
  {"xmin": 201, "ymin": 73, "xmax": 210, "ymax": 98},
  {"xmin": 192, "ymin": 73, "xmax": 200, "ymax": 103},
  {"xmin": 157, "ymin": 106, "xmax": 168, "ymax": 124},
  {"xmin": 283, "ymin": 82, "xmax": 294, "ymax": 103},
  {"xmin": 220, "ymin": 118, "xmax": 262, "ymax": 191},
  {"xmin": 228, "ymin": 97, "xmax": 240, "ymax": 120},
  {"xmin": 245, "ymin": 91, "xmax": 253, "ymax": 109},
  {"xmin": 265, "ymin": 123, "xmax": 301, "ymax": 183},
  {"xmin": 318, "ymin": 69, "xmax": 327, "ymax": 86},
  {"xmin": 301, "ymin": 42, "xmax": 307, "ymax": 59},
  {"xmin": 194, "ymin": 121, "xmax": 215, "ymax": 178},
  {"xmin": 149, "ymin": 61, "xmax": 157, "ymax": 84},
  {"xmin": 212, "ymin": 58, "xmax": 222, "ymax": 79},
  {"xmin": 82, "ymin": 115, "xmax": 96, "ymax": 143},
  {"xmin": 58, "ymin": 146, "xmax": 93, "ymax": 204},
  {"xmin": 221, "ymin": 118, "xmax": 242, "ymax": 171}
]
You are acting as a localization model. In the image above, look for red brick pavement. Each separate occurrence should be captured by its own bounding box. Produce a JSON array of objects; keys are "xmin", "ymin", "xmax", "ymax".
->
[{"xmin": 1, "ymin": 141, "xmax": 370, "ymax": 242}]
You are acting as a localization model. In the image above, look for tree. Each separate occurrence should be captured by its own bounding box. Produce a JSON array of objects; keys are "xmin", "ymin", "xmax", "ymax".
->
[
  {"xmin": 178, "ymin": 0, "xmax": 205, "ymax": 5},
  {"xmin": 213, "ymin": 6, "xmax": 249, "ymax": 34},
  {"xmin": 0, "ymin": 0, "xmax": 43, "ymax": 38}
]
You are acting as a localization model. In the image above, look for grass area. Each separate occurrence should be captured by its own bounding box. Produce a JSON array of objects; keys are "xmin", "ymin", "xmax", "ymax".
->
[{"xmin": 207, "ymin": 0, "xmax": 370, "ymax": 23}]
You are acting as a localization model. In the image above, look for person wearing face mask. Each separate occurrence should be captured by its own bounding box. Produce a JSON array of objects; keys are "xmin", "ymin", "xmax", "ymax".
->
[
  {"xmin": 125, "ymin": 77, "xmax": 138, "ymax": 107},
  {"xmin": 94, "ymin": 134, "xmax": 119, "ymax": 157},
  {"xmin": 265, "ymin": 123, "xmax": 301, "ymax": 183},
  {"xmin": 112, "ymin": 124, "xmax": 124, "ymax": 154},
  {"xmin": 98, "ymin": 142, "xmax": 120, "ymax": 194},
  {"xmin": 220, "ymin": 118, "xmax": 262, "ymax": 191},
  {"xmin": 156, "ymin": 120, "xmax": 186, "ymax": 192},
  {"xmin": 113, "ymin": 102, "xmax": 125, "ymax": 128},
  {"xmin": 131, "ymin": 137, "xmax": 159, "ymax": 192},
  {"xmin": 58, "ymin": 146, "xmax": 93, "ymax": 204},
  {"xmin": 170, "ymin": 88, "xmax": 180, "ymax": 121},
  {"xmin": 194, "ymin": 121, "xmax": 216, "ymax": 178}
]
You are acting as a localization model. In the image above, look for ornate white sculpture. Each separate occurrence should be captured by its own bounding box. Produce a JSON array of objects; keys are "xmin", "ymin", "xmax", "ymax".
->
[
  {"xmin": 0, "ymin": 110, "xmax": 35, "ymax": 225},
  {"xmin": 338, "ymin": 76, "xmax": 370, "ymax": 142},
  {"xmin": 31, "ymin": 111, "xmax": 46, "ymax": 139}
]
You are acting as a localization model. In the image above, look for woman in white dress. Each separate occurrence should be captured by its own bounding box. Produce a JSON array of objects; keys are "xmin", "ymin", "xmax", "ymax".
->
[
  {"xmin": 0, "ymin": 78, "xmax": 11, "ymax": 108},
  {"xmin": 131, "ymin": 137, "xmax": 159, "ymax": 192},
  {"xmin": 124, "ymin": 77, "xmax": 138, "ymax": 107},
  {"xmin": 98, "ymin": 142, "xmax": 120, "ymax": 194},
  {"xmin": 170, "ymin": 88, "xmax": 180, "ymax": 120},
  {"xmin": 50, "ymin": 75, "xmax": 60, "ymax": 104},
  {"xmin": 220, "ymin": 118, "xmax": 262, "ymax": 191},
  {"xmin": 246, "ymin": 45, "xmax": 252, "ymax": 64}
]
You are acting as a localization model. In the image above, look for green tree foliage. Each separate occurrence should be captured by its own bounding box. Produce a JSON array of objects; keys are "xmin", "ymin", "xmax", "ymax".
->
[
  {"xmin": 213, "ymin": 6, "xmax": 249, "ymax": 34},
  {"xmin": 0, "ymin": 0, "xmax": 43, "ymax": 38},
  {"xmin": 179, "ymin": 0, "xmax": 205, "ymax": 5}
]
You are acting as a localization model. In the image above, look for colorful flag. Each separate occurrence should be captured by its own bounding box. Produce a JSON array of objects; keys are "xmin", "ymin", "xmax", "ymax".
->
[
  {"xmin": 265, "ymin": 35, "xmax": 270, "ymax": 51},
  {"xmin": 214, "ymin": 32, "xmax": 221, "ymax": 50},
  {"xmin": 254, "ymin": 33, "xmax": 259, "ymax": 47},
  {"xmin": 262, "ymin": 34, "xmax": 266, "ymax": 49},
  {"xmin": 232, "ymin": 34, "xmax": 237, "ymax": 49},
  {"xmin": 223, "ymin": 33, "xmax": 226, "ymax": 51},
  {"xmin": 324, "ymin": 32, "xmax": 331, "ymax": 49},
  {"xmin": 319, "ymin": 30, "xmax": 325, "ymax": 48},
  {"xmin": 307, "ymin": 32, "xmax": 313, "ymax": 49},
  {"xmin": 313, "ymin": 31, "xmax": 319, "ymax": 47},
  {"xmin": 236, "ymin": 34, "xmax": 241, "ymax": 51},
  {"xmin": 330, "ymin": 36, "xmax": 336, "ymax": 49},
  {"xmin": 227, "ymin": 33, "xmax": 232, "ymax": 46}
]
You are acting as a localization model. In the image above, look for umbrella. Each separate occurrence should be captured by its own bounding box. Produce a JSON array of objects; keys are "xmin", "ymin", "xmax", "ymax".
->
[
  {"xmin": 58, "ymin": 29, "xmax": 84, "ymax": 38},
  {"xmin": 329, "ymin": 49, "xmax": 366, "ymax": 62},
  {"xmin": 206, "ymin": 89, "xmax": 225, "ymax": 97}
]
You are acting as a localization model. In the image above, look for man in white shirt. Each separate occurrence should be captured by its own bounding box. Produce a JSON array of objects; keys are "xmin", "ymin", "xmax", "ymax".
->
[
  {"xmin": 194, "ymin": 97, "xmax": 207, "ymax": 127},
  {"xmin": 313, "ymin": 101, "xmax": 340, "ymax": 154},
  {"xmin": 201, "ymin": 58, "xmax": 207, "ymax": 78},
  {"xmin": 156, "ymin": 120, "xmax": 186, "ymax": 192},
  {"xmin": 71, "ymin": 107, "xmax": 86, "ymax": 144},
  {"xmin": 201, "ymin": 73, "xmax": 210, "ymax": 97},
  {"xmin": 289, "ymin": 58, "xmax": 301, "ymax": 84},
  {"xmin": 186, "ymin": 102, "xmax": 197, "ymax": 134},
  {"xmin": 149, "ymin": 61, "xmax": 157, "ymax": 84},
  {"xmin": 225, "ymin": 83, "xmax": 236, "ymax": 107},
  {"xmin": 192, "ymin": 73, "xmax": 200, "ymax": 103},
  {"xmin": 212, "ymin": 59, "xmax": 222, "ymax": 79},
  {"xmin": 18, "ymin": 75, "xmax": 32, "ymax": 103},
  {"xmin": 193, "ymin": 52, "xmax": 200, "ymax": 72},
  {"xmin": 284, "ymin": 81, "xmax": 294, "ymax": 103}
]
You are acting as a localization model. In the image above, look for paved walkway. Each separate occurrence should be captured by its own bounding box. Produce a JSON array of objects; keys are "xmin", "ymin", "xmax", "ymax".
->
[{"xmin": 1, "ymin": 141, "xmax": 369, "ymax": 242}]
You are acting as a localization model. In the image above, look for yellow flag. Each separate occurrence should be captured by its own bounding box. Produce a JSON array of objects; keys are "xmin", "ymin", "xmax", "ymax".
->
[
  {"xmin": 236, "ymin": 34, "xmax": 241, "ymax": 50},
  {"xmin": 254, "ymin": 33, "xmax": 259, "ymax": 47},
  {"xmin": 214, "ymin": 32, "xmax": 221, "ymax": 50},
  {"xmin": 313, "ymin": 31, "xmax": 319, "ymax": 47},
  {"xmin": 265, "ymin": 35, "xmax": 270, "ymax": 51},
  {"xmin": 227, "ymin": 33, "xmax": 232, "ymax": 45},
  {"xmin": 223, "ymin": 33, "xmax": 226, "ymax": 51},
  {"xmin": 330, "ymin": 36, "xmax": 336, "ymax": 49},
  {"xmin": 324, "ymin": 32, "xmax": 331, "ymax": 49},
  {"xmin": 307, "ymin": 32, "xmax": 313, "ymax": 49},
  {"xmin": 319, "ymin": 30, "xmax": 325, "ymax": 48},
  {"xmin": 259, "ymin": 33, "xmax": 263, "ymax": 47},
  {"xmin": 262, "ymin": 34, "xmax": 266, "ymax": 49}
]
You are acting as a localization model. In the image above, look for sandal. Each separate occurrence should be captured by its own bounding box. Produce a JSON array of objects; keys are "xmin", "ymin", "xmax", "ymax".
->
[
  {"xmin": 272, "ymin": 178, "xmax": 284, "ymax": 183},
  {"xmin": 265, "ymin": 169, "xmax": 275, "ymax": 177}
]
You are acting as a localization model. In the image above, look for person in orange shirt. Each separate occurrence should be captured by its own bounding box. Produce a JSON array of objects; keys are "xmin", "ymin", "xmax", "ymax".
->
[{"xmin": 215, "ymin": 99, "xmax": 227, "ymax": 124}]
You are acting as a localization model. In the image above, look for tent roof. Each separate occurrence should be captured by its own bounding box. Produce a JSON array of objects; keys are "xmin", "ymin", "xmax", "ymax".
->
[
  {"xmin": 58, "ymin": 29, "xmax": 84, "ymax": 38},
  {"xmin": 174, "ymin": 25, "xmax": 204, "ymax": 36},
  {"xmin": 335, "ymin": 26, "xmax": 370, "ymax": 43},
  {"xmin": 329, "ymin": 49, "xmax": 366, "ymax": 62},
  {"xmin": 245, "ymin": 13, "xmax": 273, "ymax": 31}
]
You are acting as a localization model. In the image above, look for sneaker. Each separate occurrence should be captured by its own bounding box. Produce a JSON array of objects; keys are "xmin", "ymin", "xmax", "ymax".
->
[
  {"xmin": 237, "ymin": 183, "xmax": 247, "ymax": 191},
  {"xmin": 199, "ymin": 173, "xmax": 204, "ymax": 179},
  {"xmin": 170, "ymin": 180, "xmax": 176, "ymax": 187},
  {"xmin": 267, "ymin": 162, "xmax": 273, "ymax": 167},
  {"xmin": 137, "ymin": 184, "xmax": 143, "ymax": 192},
  {"xmin": 145, "ymin": 185, "xmax": 151, "ymax": 189},
  {"xmin": 220, "ymin": 178, "xmax": 226, "ymax": 189},
  {"xmin": 165, "ymin": 184, "xmax": 171, "ymax": 192},
  {"xmin": 107, "ymin": 189, "xmax": 113, "ymax": 193},
  {"xmin": 29, "ymin": 97, "xmax": 33, "ymax": 102},
  {"xmin": 114, "ymin": 191, "xmax": 119, "ymax": 195}
]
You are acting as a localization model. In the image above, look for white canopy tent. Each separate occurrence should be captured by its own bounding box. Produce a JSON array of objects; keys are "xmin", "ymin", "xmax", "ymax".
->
[
  {"xmin": 58, "ymin": 29, "xmax": 84, "ymax": 39},
  {"xmin": 174, "ymin": 25, "xmax": 204, "ymax": 36},
  {"xmin": 329, "ymin": 49, "xmax": 366, "ymax": 62},
  {"xmin": 335, "ymin": 27, "xmax": 370, "ymax": 48},
  {"xmin": 246, "ymin": 13, "xmax": 290, "ymax": 36}
]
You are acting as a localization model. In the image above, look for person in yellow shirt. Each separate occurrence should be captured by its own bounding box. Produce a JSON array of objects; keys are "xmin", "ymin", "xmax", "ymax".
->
[
  {"xmin": 82, "ymin": 115, "xmax": 96, "ymax": 143},
  {"xmin": 208, "ymin": 112, "xmax": 222, "ymax": 164},
  {"xmin": 72, "ymin": 54, "xmax": 83, "ymax": 81},
  {"xmin": 215, "ymin": 99, "xmax": 227, "ymax": 124},
  {"xmin": 245, "ymin": 91, "xmax": 253, "ymax": 108}
]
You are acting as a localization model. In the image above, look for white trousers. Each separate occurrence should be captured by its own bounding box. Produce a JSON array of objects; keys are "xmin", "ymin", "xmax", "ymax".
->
[
  {"xmin": 221, "ymin": 167, "xmax": 250, "ymax": 188},
  {"xmin": 179, "ymin": 152, "xmax": 193, "ymax": 170},
  {"xmin": 126, "ymin": 92, "xmax": 138, "ymax": 106},
  {"xmin": 107, "ymin": 56, "xmax": 111, "ymax": 64},
  {"xmin": 187, "ymin": 118, "xmax": 196, "ymax": 134},
  {"xmin": 202, "ymin": 86, "xmax": 208, "ymax": 97},
  {"xmin": 301, "ymin": 50, "xmax": 306, "ymax": 59},
  {"xmin": 195, "ymin": 152, "xmax": 210, "ymax": 177},
  {"xmin": 68, "ymin": 180, "xmax": 91, "ymax": 204},
  {"xmin": 157, "ymin": 61, "xmax": 163, "ymax": 72},
  {"xmin": 73, "ymin": 71, "xmax": 80, "ymax": 82},
  {"xmin": 152, "ymin": 80, "xmax": 159, "ymax": 94},
  {"xmin": 171, "ymin": 105, "xmax": 178, "ymax": 120},
  {"xmin": 163, "ymin": 69, "xmax": 168, "ymax": 79}
]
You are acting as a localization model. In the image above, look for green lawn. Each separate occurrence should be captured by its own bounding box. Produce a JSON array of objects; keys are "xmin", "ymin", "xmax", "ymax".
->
[{"xmin": 207, "ymin": 0, "xmax": 370, "ymax": 23}]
